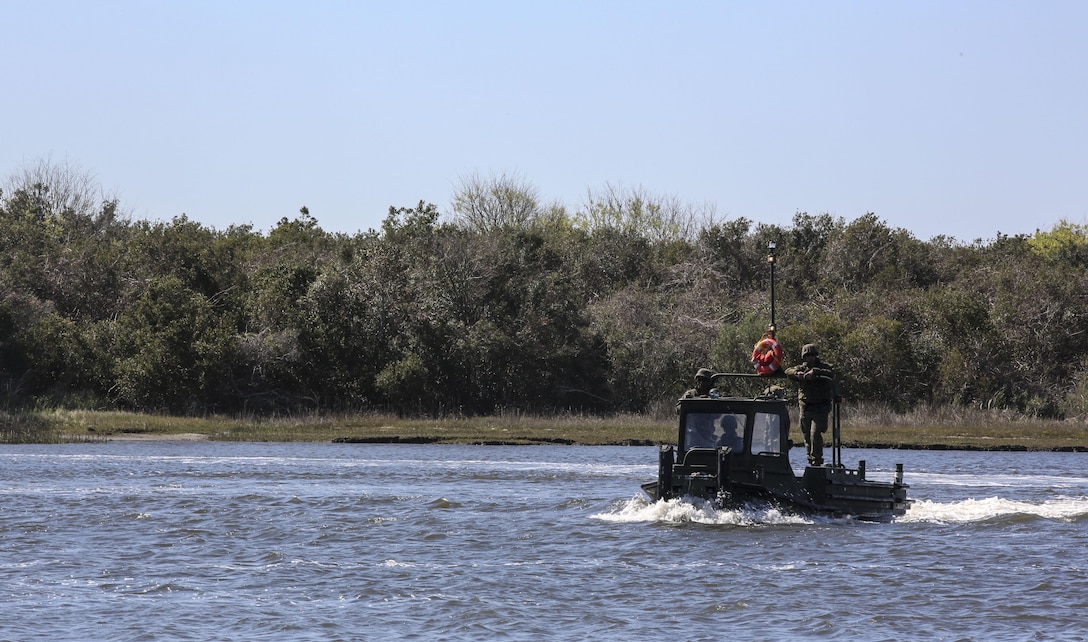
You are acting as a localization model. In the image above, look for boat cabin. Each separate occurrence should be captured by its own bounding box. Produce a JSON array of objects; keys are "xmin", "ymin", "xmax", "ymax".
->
[{"xmin": 655, "ymin": 395, "xmax": 810, "ymax": 507}]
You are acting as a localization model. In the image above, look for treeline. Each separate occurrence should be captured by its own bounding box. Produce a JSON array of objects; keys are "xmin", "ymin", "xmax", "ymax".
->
[{"xmin": 3, "ymin": 164, "xmax": 1088, "ymax": 419}]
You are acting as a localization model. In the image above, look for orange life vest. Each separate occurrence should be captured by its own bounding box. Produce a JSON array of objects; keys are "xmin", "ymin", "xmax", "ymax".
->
[{"xmin": 751, "ymin": 335, "xmax": 784, "ymax": 376}]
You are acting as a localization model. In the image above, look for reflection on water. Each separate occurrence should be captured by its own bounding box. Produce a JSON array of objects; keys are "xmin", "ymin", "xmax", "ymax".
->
[{"xmin": 1, "ymin": 443, "xmax": 1086, "ymax": 641}]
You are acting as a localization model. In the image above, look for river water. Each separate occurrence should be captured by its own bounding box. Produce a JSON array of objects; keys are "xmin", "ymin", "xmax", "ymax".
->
[{"xmin": 1, "ymin": 441, "xmax": 1086, "ymax": 641}]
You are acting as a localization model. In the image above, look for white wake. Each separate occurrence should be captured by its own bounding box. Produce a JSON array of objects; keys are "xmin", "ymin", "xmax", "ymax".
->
[
  {"xmin": 593, "ymin": 495, "xmax": 815, "ymax": 526},
  {"xmin": 897, "ymin": 496, "xmax": 1088, "ymax": 523}
]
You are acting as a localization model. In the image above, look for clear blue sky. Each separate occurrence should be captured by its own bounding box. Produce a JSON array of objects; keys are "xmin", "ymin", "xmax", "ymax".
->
[{"xmin": 4, "ymin": 0, "xmax": 1085, "ymax": 242}]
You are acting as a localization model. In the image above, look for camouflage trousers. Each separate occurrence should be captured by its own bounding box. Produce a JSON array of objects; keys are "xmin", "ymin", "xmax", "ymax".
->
[{"xmin": 799, "ymin": 402, "xmax": 831, "ymax": 466}]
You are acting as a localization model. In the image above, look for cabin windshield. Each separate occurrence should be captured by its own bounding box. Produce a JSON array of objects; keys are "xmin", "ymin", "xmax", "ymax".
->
[
  {"xmin": 750, "ymin": 412, "xmax": 784, "ymax": 455},
  {"xmin": 682, "ymin": 410, "xmax": 786, "ymax": 455},
  {"xmin": 683, "ymin": 412, "xmax": 746, "ymax": 452}
]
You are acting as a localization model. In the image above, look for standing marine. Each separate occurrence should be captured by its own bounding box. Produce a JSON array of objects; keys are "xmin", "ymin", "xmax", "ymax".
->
[{"xmin": 785, "ymin": 344, "xmax": 836, "ymax": 466}]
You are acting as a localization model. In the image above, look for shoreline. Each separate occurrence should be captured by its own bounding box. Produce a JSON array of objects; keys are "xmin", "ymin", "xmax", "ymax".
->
[
  {"xmin": 84, "ymin": 433, "xmax": 1088, "ymax": 452},
  {"xmin": 104, "ymin": 432, "xmax": 209, "ymax": 441},
  {"xmin": 18, "ymin": 408, "xmax": 1088, "ymax": 451}
]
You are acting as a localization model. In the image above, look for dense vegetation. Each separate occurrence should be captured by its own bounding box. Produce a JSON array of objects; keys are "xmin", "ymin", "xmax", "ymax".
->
[{"xmin": 3, "ymin": 162, "xmax": 1087, "ymax": 420}]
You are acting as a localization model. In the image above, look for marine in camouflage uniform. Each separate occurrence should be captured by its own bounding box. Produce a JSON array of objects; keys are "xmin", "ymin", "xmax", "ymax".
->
[
  {"xmin": 785, "ymin": 344, "xmax": 835, "ymax": 466},
  {"xmin": 678, "ymin": 368, "xmax": 717, "ymax": 408}
]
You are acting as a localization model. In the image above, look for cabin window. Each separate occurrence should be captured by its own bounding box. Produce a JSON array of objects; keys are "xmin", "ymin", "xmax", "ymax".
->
[
  {"xmin": 750, "ymin": 412, "xmax": 783, "ymax": 455},
  {"xmin": 683, "ymin": 412, "xmax": 746, "ymax": 452}
]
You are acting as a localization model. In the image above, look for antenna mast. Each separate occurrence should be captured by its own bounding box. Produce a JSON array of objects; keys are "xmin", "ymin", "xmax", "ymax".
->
[{"xmin": 767, "ymin": 241, "xmax": 777, "ymax": 331}]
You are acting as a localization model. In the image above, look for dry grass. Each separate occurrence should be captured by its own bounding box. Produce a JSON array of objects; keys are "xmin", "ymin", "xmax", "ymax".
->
[
  {"xmin": 0, "ymin": 410, "xmax": 58, "ymax": 443},
  {"xmin": 213, "ymin": 410, "xmax": 674, "ymax": 445},
  {"xmin": 34, "ymin": 408, "xmax": 673, "ymax": 445},
  {"xmin": 839, "ymin": 402, "xmax": 1088, "ymax": 451},
  {"xmin": 7, "ymin": 404, "xmax": 1088, "ymax": 450}
]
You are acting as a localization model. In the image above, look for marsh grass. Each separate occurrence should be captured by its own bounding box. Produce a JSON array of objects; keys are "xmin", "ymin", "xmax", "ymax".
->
[
  {"xmin": 6, "ymin": 404, "xmax": 1088, "ymax": 450},
  {"xmin": 842, "ymin": 402, "xmax": 1088, "ymax": 450},
  {"xmin": 214, "ymin": 410, "xmax": 674, "ymax": 445},
  {"xmin": 29, "ymin": 408, "xmax": 673, "ymax": 445},
  {"xmin": 0, "ymin": 410, "xmax": 60, "ymax": 444}
]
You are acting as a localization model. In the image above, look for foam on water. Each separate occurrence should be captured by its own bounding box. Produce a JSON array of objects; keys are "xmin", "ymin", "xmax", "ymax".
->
[
  {"xmin": 593, "ymin": 494, "xmax": 815, "ymax": 525},
  {"xmin": 898, "ymin": 495, "xmax": 1088, "ymax": 523},
  {"xmin": 596, "ymin": 492, "xmax": 1088, "ymax": 527}
]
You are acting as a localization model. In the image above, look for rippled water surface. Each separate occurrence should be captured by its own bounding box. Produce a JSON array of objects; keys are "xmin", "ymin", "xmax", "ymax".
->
[{"xmin": 1, "ymin": 442, "xmax": 1087, "ymax": 641}]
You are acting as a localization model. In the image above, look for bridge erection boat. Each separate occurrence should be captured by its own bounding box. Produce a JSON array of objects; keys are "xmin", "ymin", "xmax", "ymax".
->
[{"xmin": 641, "ymin": 375, "xmax": 911, "ymax": 520}]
